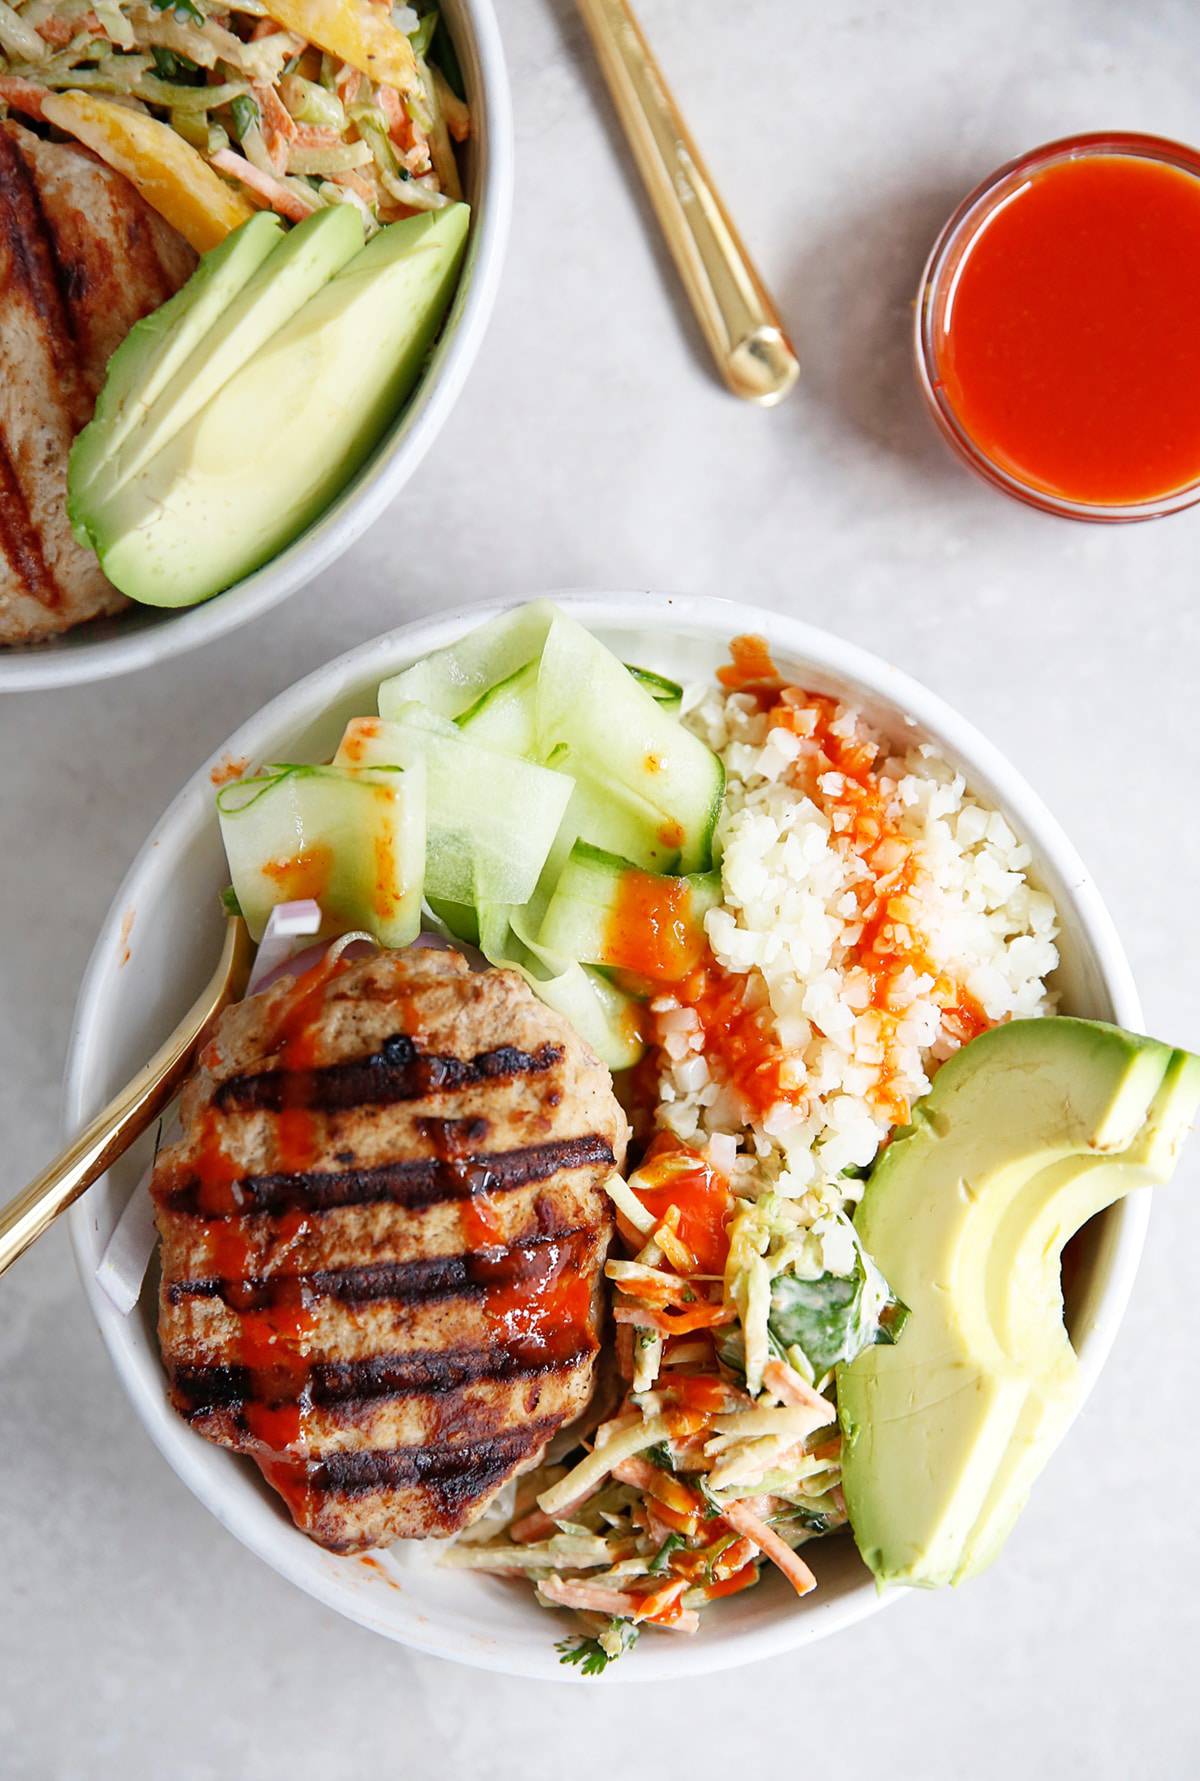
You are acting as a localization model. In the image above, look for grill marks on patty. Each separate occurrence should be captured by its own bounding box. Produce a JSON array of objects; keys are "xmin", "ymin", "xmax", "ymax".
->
[
  {"xmin": 0, "ymin": 123, "xmax": 194, "ymax": 642},
  {"xmin": 168, "ymin": 1222, "xmax": 597, "ymax": 1310},
  {"xmin": 213, "ymin": 1033, "xmax": 566, "ymax": 1113},
  {"xmin": 160, "ymin": 1130, "xmax": 616, "ymax": 1218},
  {"xmin": 153, "ymin": 948, "xmax": 627, "ymax": 1551}
]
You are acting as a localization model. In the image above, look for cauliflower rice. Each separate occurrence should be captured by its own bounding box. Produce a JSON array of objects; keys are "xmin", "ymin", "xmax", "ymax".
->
[{"xmin": 652, "ymin": 673, "xmax": 1059, "ymax": 1292}]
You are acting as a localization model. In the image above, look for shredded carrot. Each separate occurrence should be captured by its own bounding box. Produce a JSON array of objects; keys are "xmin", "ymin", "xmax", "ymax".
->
[
  {"xmin": 762, "ymin": 1359, "xmax": 838, "ymax": 1423},
  {"xmin": 608, "ymin": 1265, "xmax": 707, "ymax": 1312},
  {"xmin": 646, "ymin": 1605, "xmax": 700, "ymax": 1633},
  {"xmin": 613, "ymin": 1301, "xmax": 734, "ymax": 1336},
  {"xmin": 253, "ymin": 81, "xmax": 297, "ymax": 142},
  {"xmin": 0, "ymin": 76, "xmax": 47, "ymax": 118},
  {"xmin": 508, "ymin": 1507, "xmax": 557, "ymax": 1545},
  {"xmin": 662, "ymin": 1406, "xmax": 713, "ymax": 1439},
  {"xmin": 631, "ymin": 1578, "xmax": 689, "ymax": 1623},
  {"xmin": 330, "ymin": 166, "xmax": 379, "ymax": 206},
  {"xmin": 705, "ymin": 1562, "xmax": 760, "ymax": 1600},
  {"xmin": 643, "ymin": 1499, "xmax": 699, "ymax": 1538},
  {"xmin": 721, "ymin": 1501, "xmax": 817, "ymax": 1598},
  {"xmin": 658, "ymin": 1374, "xmax": 745, "ymax": 1416},
  {"xmin": 538, "ymin": 1577, "xmax": 642, "ymax": 1616},
  {"xmin": 209, "ymin": 148, "xmax": 314, "ymax": 221},
  {"xmin": 611, "ymin": 1456, "xmax": 703, "ymax": 1519},
  {"xmin": 36, "ymin": 12, "xmax": 97, "ymax": 45},
  {"xmin": 291, "ymin": 121, "xmax": 343, "ymax": 150}
]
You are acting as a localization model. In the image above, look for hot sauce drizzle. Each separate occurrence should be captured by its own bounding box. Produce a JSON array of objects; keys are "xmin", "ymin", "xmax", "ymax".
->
[
  {"xmin": 180, "ymin": 949, "xmax": 362, "ymax": 1511},
  {"xmin": 628, "ymin": 1134, "xmax": 733, "ymax": 1274},
  {"xmin": 604, "ymin": 870, "xmax": 706, "ymax": 983},
  {"xmin": 638, "ymin": 646, "xmax": 996, "ymax": 1134}
]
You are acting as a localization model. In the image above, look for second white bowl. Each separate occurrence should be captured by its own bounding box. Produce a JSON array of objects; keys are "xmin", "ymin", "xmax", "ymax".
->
[
  {"xmin": 0, "ymin": 0, "xmax": 513, "ymax": 693},
  {"xmin": 64, "ymin": 592, "xmax": 1145, "ymax": 1680}
]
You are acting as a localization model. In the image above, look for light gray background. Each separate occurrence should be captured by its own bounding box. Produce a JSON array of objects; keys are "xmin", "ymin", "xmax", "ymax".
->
[{"xmin": 3, "ymin": 1, "xmax": 1198, "ymax": 1775}]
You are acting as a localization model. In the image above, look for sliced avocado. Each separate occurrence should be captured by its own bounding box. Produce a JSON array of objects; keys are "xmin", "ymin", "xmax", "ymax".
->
[
  {"xmin": 837, "ymin": 1018, "xmax": 1200, "ymax": 1590},
  {"xmin": 960, "ymin": 1046, "xmax": 1200, "ymax": 1577},
  {"xmin": 72, "ymin": 205, "xmax": 363, "ymax": 539},
  {"xmin": 84, "ymin": 203, "xmax": 469, "ymax": 607},
  {"xmin": 68, "ymin": 211, "xmax": 284, "ymax": 523}
]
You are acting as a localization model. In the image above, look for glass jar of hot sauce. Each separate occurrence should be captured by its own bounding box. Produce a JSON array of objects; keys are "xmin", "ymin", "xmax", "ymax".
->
[{"xmin": 916, "ymin": 132, "xmax": 1200, "ymax": 521}]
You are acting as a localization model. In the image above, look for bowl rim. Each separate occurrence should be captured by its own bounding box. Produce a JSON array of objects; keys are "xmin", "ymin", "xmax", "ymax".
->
[
  {"xmin": 0, "ymin": 0, "xmax": 514, "ymax": 694},
  {"xmin": 63, "ymin": 590, "xmax": 1148, "ymax": 1680}
]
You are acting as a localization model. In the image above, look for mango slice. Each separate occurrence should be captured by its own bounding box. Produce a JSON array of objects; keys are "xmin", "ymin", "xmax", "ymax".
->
[
  {"xmin": 41, "ymin": 91, "xmax": 253, "ymax": 252},
  {"xmin": 263, "ymin": 0, "xmax": 419, "ymax": 97}
]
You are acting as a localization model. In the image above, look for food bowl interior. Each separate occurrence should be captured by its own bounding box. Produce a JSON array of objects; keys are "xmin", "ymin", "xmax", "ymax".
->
[
  {"xmin": 65, "ymin": 594, "xmax": 1145, "ymax": 1680},
  {"xmin": 0, "ymin": 0, "xmax": 511, "ymax": 694}
]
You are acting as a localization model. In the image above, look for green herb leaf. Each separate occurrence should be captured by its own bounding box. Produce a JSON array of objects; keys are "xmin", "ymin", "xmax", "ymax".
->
[
  {"xmin": 697, "ymin": 1477, "xmax": 725, "ymax": 1520},
  {"xmin": 643, "ymin": 1442, "xmax": 675, "ymax": 1474},
  {"xmin": 647, "ymin": 1533, "xmax": 684, "ymax": 1575},
  {"xmin": 555, "ymin": 1619, "xmax": 637, "ymax": 1676},
  {"xmin": 428, "ymin": 8, "xmax": 465, "ymax": 99},
  {"xmin": 229, "ymin": 94, "xmax": 260, "ymax": 142},
  {"xmin": 714, "ymin": 1325, "xmax": 746, "ymax": 1376},
  {"xmin": 219, "ymin": 886, "xmax": 243, "ymax": 918},
  {"xmin": 407, "ymin": 5, "xmax": 438, "ymax": 58},
  {"xmin": 703, "ymin": 1533, "xmax": 737, "ymax": 1582},
  {"xmin": 151, "ymin": 44, "xmax": 203, "ymax": 82},
  {"xmin": 787, "ymin": 1505, "xmax": 838, "ymax": 1535},
  {"xmin": 152, "ymin": 0, "xmax": 205, "ymax": 23},
  {"xmin": 767, "ymin": 1236, "xmax": 909, "ymax": 1376}
]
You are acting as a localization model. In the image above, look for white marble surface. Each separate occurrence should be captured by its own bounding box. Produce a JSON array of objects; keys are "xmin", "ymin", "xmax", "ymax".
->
[{"xmin": 3, "ymin": 0, "xmax": 1200, "ymax": 1774}]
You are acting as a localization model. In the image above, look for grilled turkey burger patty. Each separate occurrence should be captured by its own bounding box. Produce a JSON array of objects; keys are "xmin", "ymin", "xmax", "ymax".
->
[
  {"xmin": 0, "ymin": 123, "xmax": 194, "ymax": 644},
  {"xmin": 152, "ymin": 946, "xmax": 629, "ymax": 1552}
]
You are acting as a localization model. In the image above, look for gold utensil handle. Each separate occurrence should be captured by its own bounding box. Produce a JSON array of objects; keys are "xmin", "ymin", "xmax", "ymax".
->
[
  {"xmin": 0, "ymin": 915, "xmax": 251, "ymax": 1279},
  {"xmin": 577, "ymin": 0, "xmax": 799, "ymax": 405}
]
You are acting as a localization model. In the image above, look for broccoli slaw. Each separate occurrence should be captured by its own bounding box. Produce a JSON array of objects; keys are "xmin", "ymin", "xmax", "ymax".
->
[{"xmin": 0, "ymin": 0, "xmax": 467, "ymax": 230}]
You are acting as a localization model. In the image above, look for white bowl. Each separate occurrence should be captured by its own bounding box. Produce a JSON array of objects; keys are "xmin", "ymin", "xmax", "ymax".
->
[
  {"xmin": 0, "ymin": 0, "xmax": 512, "ymax": 694},
  {"xmin": 65, "ymin": 592, "xmax": 1146, "ymax": 1681}
]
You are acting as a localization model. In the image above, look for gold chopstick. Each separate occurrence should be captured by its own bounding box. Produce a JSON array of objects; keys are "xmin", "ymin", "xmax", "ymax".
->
[
  {"xmin": 577, "ymin": 0, "xmax": 799, "ymax": 405},
  {"xmin": 0, "ymin": 914, "xmax": 252, "ymax": 1278}
]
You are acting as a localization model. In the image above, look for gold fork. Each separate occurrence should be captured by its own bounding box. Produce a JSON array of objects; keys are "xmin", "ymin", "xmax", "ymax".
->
[
  {"xmin": 0, "ymin": 913, "xmax": 252, "ymax": 1278},
  {"xmin": 577, "ymin": 0, "xmax": 799, "ymax": 405}
]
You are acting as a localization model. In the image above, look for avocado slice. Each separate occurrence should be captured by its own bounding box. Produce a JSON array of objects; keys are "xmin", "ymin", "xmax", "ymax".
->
[
  {"xmin": 837, "ymin": 1018, "xmax": 1200, "ymax": 1590},
  {"xmin": 84, "ymin": 203, "xmax": 469, "ymax": 607},
  {"xmin": 71, "ymin": 204, "xmax": 363, "ymax": 541},
  {"xmin": 68, "ymin": 211, "xmax": 284, "ymax": 518},
  {"xmin": 959, "ymin": 1046, "xmax": 1200, "ymax": 1578}
]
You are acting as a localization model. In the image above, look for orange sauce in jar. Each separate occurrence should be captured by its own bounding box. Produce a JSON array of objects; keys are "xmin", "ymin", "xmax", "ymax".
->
[{"xmin": 930, "ymin": 140, "xmax": 1200, "ymax": 510}]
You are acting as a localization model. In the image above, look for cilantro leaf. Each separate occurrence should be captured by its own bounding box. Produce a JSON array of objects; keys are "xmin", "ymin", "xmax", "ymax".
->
[
  {"xmin": 647, "ymin": 1533, "xmax": 684, "ymax": 1575},
  {"xmin": 767, "ymin": 1239, "xmax": 909, "ymax": 1375},
  {"xmin": 555, "ymin": 1619, "xmax": 638, "ymax": 1675},
  {"xmin": 152, "ymin": 0, "xmax": 205, "ymax": 24},
  {"xmin": 230, "ymin": 95, "xmax": 260, "ymax": 143}
]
